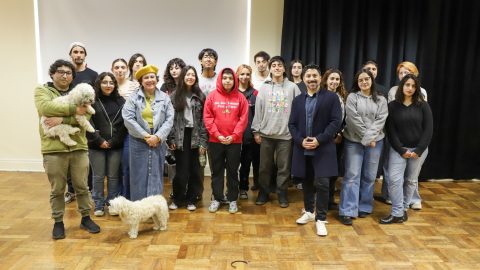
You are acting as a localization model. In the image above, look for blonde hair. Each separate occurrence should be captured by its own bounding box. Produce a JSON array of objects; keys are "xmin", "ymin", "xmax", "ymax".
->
[
  {"xmin": 236, "ymin": 64, "xmax": 254, "ymax": 88},
  {"xmin": 396, "ymin": 61, "xmax": 419, "ymax": 76}
]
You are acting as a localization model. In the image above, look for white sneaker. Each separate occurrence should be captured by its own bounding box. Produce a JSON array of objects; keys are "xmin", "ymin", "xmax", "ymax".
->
[
  {"xmin": 316, "ymin": 220, "xmax": 328, "ymax": 236},
  {"xmin": 228, "ymin": 201, "xmax": 238, "ymax": 214},
  {"xmin": 385, "ymin": 199, "xmax": 392, "ymax": 205},
  {"xmin": 94, "ymin": 209, "xmax": 104, "ymax": 217},
  {"xmin": 410, "ymin": 201, "xmax": 422, "ymax": 210},
  {"xmin": 296, "ymin": 183, "xmax": 303, "ymax": 190},
  {"xmin": 169, "ymin": 202, "xmax": 178, "ymax": 210},
  {"xmin": 296, "ymin": 211, "xmax": 315, "ymax": 224},
  {"xmin": 208, "ymin": 200, "xmax": 220, "ymax": 213},
  {"xmin": 239, "ymin": 190, "xmax": 248, "ymax": 199},
  {"xmin": 187, "ymin": 204, "xmax": 196, "ymax": 211}
]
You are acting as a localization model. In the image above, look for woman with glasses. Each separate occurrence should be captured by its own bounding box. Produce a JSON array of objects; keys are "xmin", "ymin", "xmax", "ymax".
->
[
  {"xmin": 87, "ymin": 72, "xmax": 127, "ymax": 216},
  {"xmin": 338, "ymin": 70, "xmax": 388, "ymax": 225}
]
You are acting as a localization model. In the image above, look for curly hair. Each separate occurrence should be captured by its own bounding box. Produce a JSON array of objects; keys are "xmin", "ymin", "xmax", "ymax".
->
[
  {"xmin": 321, "ymin": 68, "xmax": 348, "ymax": 102},
  {"xmin": 162, "ymin": 58, "xmax": 186, "ymax": 93},
  {"xmin": 395, "ymin": 74, "xmax": 424, "ymax": 104}
]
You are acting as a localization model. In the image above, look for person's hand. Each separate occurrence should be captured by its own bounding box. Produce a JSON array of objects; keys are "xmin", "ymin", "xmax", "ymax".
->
[
  {"xmin": 76, "ymin": 105, "xmax": 89, "ymax": 115},
  {"xmin": 334, "ymin": 133, "xmax": 342, "ymax": 144},
  {"xmin": 302, "ymin": 137, "xmax": 318, "ymax": 149},
  {"xmin": 168, "ymin": 143, "xmax": 176, "ymax": 151},
  {"xmin": 44, "ymin": 117, "xmax": 63, "ymax": 128},
  {"xmin": 254, "ymin": 134, "xmax": 262, "ymax": 144},
  {"xmin": 145, "ymin": 134, "xmax": 160, "ymax": 147},
  {"xmin": 224, "ymin": 136, "xmax": 233, "ymax": 145},
  {"xmin": 369, "ymin": 141, "xmax": 376, "ymax": 148},
  {"xmin": 401, "ymin": 152, "xmax": 411, "ymax": 159},
  {"xmin": 199, "ymin": 146, "xmax": 206, "ymax": 155},
  {"xmin": 100, "ymin": 141, "xmax": 110, "ymax": 149},
  {"xmin": 410, "ymin": 152, "xmax": 419, "ymax": 159}
]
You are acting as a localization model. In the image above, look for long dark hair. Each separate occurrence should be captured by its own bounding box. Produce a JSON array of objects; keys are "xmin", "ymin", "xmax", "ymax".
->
[
  {"xmin": 351, "ymin": 69, "xmax": 379, "ymax": 103},
  {"xmin": 128, "ymin": 53, "xmax": 147, "ymax": 80},
  {"xmin": 163, "ymin": 58, "xmax": 186, "ymax": 92},
  {"xmin": 287, "ymin": 59, "xmax": 303, "ymax": 82},
  {"xmin": 395, "ymin": 73, "xmax": 424, "ymax": 104},
  {"xmin": 94, "ymin": 72, "xmax": 120, "ymax": 98},
  {"xmin": 173, "ymin": 66, "xmax": 205, "ymax": 111},
  {"xmin": 321, "ymin": 68, "xmax": 348, "ymax": 102}
]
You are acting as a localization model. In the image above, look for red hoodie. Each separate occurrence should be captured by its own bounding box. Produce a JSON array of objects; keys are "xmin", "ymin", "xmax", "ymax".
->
[{"xmin": 203, "ymin": 68, "xmax": 249, "ymax": 144}]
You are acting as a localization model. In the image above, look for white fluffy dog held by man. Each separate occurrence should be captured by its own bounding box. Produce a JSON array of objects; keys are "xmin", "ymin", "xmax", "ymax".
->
[
  {"xmin": 41, "ymin": 83, "xmax": 96, "ymax": 146},
  {"xmin": 109, "ymin": 195, "xmax": 169, "ymax": 239}
]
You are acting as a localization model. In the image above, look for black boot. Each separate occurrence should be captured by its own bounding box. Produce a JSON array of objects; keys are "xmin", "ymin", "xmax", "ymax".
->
[
  {"xmin": 52, "ymin": 221, "xmax": 65, "ymax": 239},
  {"xmin": 80, "ymin": 216, "xmax": 100, "ymax": 233},
  {"xmin": 379, "ymin": 215, "xmax": 404, "ymax": 224}
]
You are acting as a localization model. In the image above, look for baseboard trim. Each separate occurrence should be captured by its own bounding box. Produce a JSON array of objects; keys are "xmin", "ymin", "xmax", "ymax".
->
[{"xmin": 0, "ymin": 158, "xmax": 44, "ymax": 172}]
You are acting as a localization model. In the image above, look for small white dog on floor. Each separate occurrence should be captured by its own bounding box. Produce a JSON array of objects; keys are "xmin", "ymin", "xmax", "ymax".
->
[
  {"xmin": 109, "ymin": 195, "xmax": 169, "ymax": 239},
  {"xmin": 41, "ymin": 83, "xmax": 96, "ymax": 146}
]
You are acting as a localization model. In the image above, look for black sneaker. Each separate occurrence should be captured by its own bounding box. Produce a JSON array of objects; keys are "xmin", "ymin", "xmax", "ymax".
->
[
  {"xmin": 278, "ymin": 191, "xmax": 289, "ymax": 208},
  {"xmin": 52, "ymin": 221, "xmax": 65, "ymax": 239},
  {"xmin": 80, "ymin": 216, "xmax": 100, "ymax": 233},
  {"xmin": 339, "ymin": 215, "xmax": 353, "ymax": 225},
  {"xmin": 255, "ymin": 191, "xmax": 269, "ymax": 205},
  {"xmin": 379, "ymin": 215, "xmax": 404, "ymax": 224},
  {"xmin": 358, "ymin": 211, "xmax": 370, "ymax": 218}
]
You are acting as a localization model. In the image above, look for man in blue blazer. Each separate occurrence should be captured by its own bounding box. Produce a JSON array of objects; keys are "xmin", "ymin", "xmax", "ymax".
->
[{"xmin": 288, "ymin": 64, "xmax": 342, "ymax": 236}]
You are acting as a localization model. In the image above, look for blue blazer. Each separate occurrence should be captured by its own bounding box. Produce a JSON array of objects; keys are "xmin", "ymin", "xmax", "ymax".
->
[{"xmin": 288, "ymin": 88, "xmax": 342, "ymax": 178}]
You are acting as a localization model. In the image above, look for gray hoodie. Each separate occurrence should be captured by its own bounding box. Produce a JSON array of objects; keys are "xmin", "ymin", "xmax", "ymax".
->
[
  {"xmin": 343, "ymin": 91, "xmax": 388, "ymax": 145},
  {"xmin": 252, "ymin": 78, "xmax": 301, "ymax": 140}
]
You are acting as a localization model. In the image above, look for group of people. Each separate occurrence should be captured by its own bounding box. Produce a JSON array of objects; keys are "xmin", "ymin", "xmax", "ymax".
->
[{"xmin": 34, "ymin": 42, "xmax": 432, "ymax": 239}]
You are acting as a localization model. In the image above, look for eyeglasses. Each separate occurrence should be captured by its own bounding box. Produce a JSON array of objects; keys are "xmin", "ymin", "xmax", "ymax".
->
[{"xmin": 56, "ymin": 70, "xmax": 73, "ymax": 76}]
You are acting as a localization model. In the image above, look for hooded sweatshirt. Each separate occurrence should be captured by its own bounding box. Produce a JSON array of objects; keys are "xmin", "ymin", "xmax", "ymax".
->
[
  {"xmin": 203, "ymin": 68, "xmax": 249, "ymax": 144},
  {"xmin": 251, "ymin": 78, "xmax": 301, "ymax": 140}
]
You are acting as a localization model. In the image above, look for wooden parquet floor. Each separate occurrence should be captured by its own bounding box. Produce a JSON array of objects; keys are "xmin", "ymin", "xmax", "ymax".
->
[{"xmin": 0, "ymin": 172, "xmax": 479, "ymax": 270}]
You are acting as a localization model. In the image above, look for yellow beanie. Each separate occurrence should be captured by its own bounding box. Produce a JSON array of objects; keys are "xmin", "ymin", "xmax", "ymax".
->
[{"xmin": 135, "ymin": 64, "xmax": 159, "ymax": 81}]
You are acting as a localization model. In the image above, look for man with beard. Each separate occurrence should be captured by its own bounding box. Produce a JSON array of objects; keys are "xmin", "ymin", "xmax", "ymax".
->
[
  {"xmin": 64, "ymin": 42, "xmax": 98, "ymax": 204},
  {"xmin": 69, "ymin": 42, "xmax": 98, "ymax": 87},
  {"xmin": 288, "ymin": 65, "xmax": 341, "ymax": 236}
]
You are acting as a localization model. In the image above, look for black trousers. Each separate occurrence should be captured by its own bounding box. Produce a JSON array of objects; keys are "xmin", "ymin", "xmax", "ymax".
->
[
  {"xmin": 239, "ymin": 142, "xmax": 260, "ymax": 191},
  {"xmin": 209, "ymin": 142, "xmax": 241, "ymax": 202},
  {"xmin": 172, "ymin": 128, "xmax": 202, "ymax": 205},
  {"xmin": 303, "ymin": 156, "xmax": 330, "ymax": 221}
]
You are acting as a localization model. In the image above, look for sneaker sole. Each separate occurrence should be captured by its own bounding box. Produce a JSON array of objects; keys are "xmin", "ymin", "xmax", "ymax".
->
[
  {"xmin": 52, "ymin": 234, "xmax": 65, "ymax": 240},
  {"xmin": 80, "ymin": 224, "xmax": 100, "ymax": 234}
]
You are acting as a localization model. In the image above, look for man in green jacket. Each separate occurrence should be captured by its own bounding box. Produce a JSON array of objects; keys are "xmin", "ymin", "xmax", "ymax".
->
[{"xmin": 34, "ymin": 59, "xmax": 100, "ymax": 239}]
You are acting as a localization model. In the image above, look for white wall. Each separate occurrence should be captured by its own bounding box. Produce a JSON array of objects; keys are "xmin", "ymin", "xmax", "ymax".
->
[{"xmin": 0, "ymin": 0, "xmax": 284, "ymax": 172}]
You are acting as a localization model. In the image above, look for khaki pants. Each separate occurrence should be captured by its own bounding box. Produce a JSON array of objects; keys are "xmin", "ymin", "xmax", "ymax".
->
[{"xmin": 43, "ymin": 151, "xmax": 90, "ymax": 222}]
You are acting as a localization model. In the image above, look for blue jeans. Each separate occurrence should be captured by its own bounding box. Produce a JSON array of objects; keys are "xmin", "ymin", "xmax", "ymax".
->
[
  {"xmin": 339, "ymin": 139, "xmax": 383, "ymax": 217},
  {"xmin": 387, "ymin": 147, "xmax": 428, "ymax": 217},
  {"xmin": 89, "ymin": 148, "xmax": 122, "ymax": 210},
  {"xmin": 121, "ymin": 136, "xmax": 130, "ymax": 199}
]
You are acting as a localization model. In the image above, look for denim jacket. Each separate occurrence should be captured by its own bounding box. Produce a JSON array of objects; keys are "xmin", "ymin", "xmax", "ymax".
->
[
  {"xmin": 122, "ymin": 87, "xmax": 174, "ymax": 143},
  {"xmin": 167, "ymin": 91, "xmax": 208, "ymax": 150}
]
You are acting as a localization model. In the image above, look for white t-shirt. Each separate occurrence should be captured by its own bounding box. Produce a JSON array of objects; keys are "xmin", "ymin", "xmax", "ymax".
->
[
  {"xmin": 252, "ymin": 72, "xmax": 269, "ymax": 90},
  {"xmin": 198, "ymin": 73, "xmax": 218, "ymax": 97}
]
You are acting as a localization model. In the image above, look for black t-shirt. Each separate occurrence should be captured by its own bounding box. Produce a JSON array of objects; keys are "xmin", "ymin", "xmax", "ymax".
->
[{"xmin": 72, "ymin": 67, "xmax": 98, "ymax": 87}]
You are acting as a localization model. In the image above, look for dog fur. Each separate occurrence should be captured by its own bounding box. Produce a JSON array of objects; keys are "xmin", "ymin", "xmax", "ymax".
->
[
  {"xmin": 108, "ymin": 195, "xmax": 169, "ymax": 239},
  {"xmin": 41, "ymin": 83, "xmax": 96, "ymax": 146}
]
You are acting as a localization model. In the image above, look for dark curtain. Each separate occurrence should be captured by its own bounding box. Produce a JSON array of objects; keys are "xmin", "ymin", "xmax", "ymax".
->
[{"xmin": 281, "ymin": 0, "xmax": 480, "ymax": 179}]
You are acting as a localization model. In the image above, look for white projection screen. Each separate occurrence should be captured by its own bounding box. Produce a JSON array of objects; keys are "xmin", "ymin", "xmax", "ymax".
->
[{"xmin": 37, "ymin": 0, "xmax": 249, "ymax": 83}]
